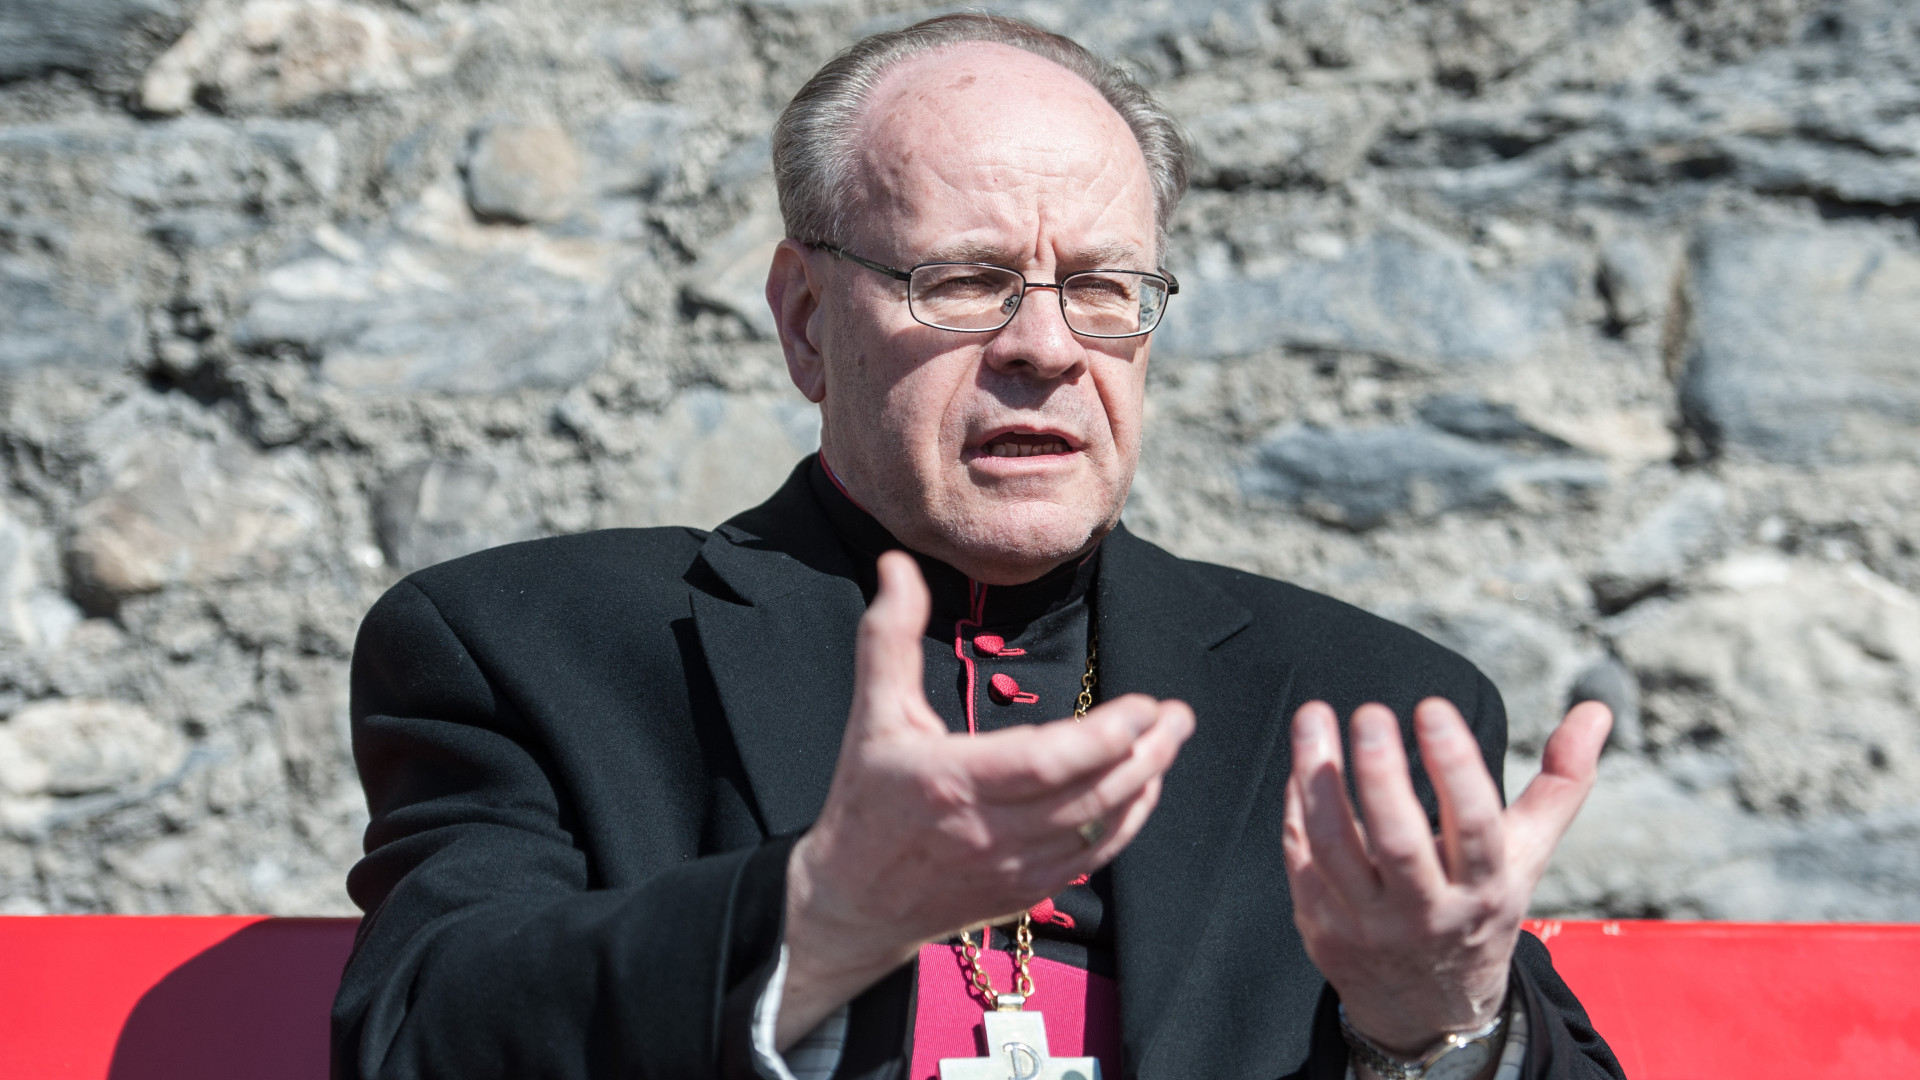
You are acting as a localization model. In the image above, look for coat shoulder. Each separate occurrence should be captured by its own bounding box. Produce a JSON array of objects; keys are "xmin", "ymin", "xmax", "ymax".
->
[
  {"xmin": 1162, "ymin": 549, "xmax": 1495, "ymax": 706},
  {"xmin": 371, "ymin": 526, "xmax": 712, "ymax": 630}
]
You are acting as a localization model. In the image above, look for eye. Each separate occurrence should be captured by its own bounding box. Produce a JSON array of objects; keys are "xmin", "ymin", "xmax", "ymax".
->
[
  {"xmin": 915, "ymin": 267, "xmax": 1018, "ymax": 297},
  {"xmin": 1065, "ymin": 273, "xmax": 1140, "ymax": 306}
]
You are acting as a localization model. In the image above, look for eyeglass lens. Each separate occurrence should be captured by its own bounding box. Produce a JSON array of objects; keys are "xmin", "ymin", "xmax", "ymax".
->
[{"xmin": 907, "ymin": 264, "xmax": 1168, "ymax": 338}]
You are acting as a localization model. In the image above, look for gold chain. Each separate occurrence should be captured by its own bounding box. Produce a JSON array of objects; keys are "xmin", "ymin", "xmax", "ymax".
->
[
  {"xmin": 1074, "ymin": 624, "xmax": 1098, "ymax": 720},
  {"xmin": 958, "ymin": 915, "xmax": 1035, "ymax": 1005},
  {"xmin": 958, "ymin": 621, "xmax": 1098, "ymax": 1007}
]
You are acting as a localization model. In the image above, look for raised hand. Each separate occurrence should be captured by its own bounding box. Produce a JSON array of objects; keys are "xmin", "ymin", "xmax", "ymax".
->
[
  {"xmin": 778, "ymin": 552, "xmax": 1195, "ymax": 1046},
  {"xmin": 1282, "ymin": 697, "xmax": 1611, "ymax": 1059}
]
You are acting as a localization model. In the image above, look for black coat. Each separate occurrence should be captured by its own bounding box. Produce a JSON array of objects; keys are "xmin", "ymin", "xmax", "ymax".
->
[{"xmin": 333, "ymin": 460, "xmax": 1622, "ymax": 1080}]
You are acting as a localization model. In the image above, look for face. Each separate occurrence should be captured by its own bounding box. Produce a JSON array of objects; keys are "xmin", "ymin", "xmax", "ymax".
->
[{"xmin": 768, "ymin": 42, "xmax": 1160, "ymax": 585}]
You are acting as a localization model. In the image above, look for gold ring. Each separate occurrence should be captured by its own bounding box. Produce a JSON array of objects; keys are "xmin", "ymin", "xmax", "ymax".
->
[{"xmin": 1076, "ymin": 817, "xmax": 1107, "ymax": 848}]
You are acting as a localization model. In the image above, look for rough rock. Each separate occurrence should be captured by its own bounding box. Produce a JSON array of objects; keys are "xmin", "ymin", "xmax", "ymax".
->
[
  {"xmin": 66, "ymin": 428, "xmax": 321, "ymax": 601},
  {"xmin": 1393, "ymin": 602, "xmax": 1594, "ymax": 751},
  {"xmin": 118, "ymin": 117, "xmax": 342, "ymax": 246},
  {"xmin": 1686, "ymin": 64, "xmax": 1920, "ymax": 207},
  {"xmin": 1533, "ymin": 751, "xmax": 1920, "ymax": 921},
  {"xmin": 1184, "ymin": 91, "xmax": 1390, "ymax": 188},
  {"xmin": 0, "ymin": 116, "xmax": 340, "ymax": 251},
  {"xmin": 375, "ymin": 458, "xmax": 534, "ymax": 574},
  {"xmin": 684, "ymin": 204, "xmax": 785, "ymax": 340},
  {"xmin": 0, "ymin": 699, "xmax": 187, "ymax": 835},
  {"xmin": 579, "ymin": 103, "xmax": 691, "ymax": 200},
  {"xmin": 0, "ymin": 254, "xmax": 142, "ymax": 372},
  {"xmin": 0, "ymin": 115, "xmax": 341, "ymax": 373},
  {"xmin": 1613, "ymin": 558, "xmax": 1920, "ymax": 817},
  {"xmin": 597, "ymin": 388, "xmax": 822, "ymax": 531},
  {"xmin": 464, "ymin": 119, "xmax": 582, "ymax": 225},
  {"xmin": 0, "ymin": 498, "xmax": 81, "ymax": 653},
  {"xmin": 1010, "ymin": 0, "xmax": 1283, "ymax": 80},
  {"xmin": 1568, "ymin": 656, "xmax": 1644, "ymax": 753},
  {"xmin": 1680, "ymin": 222, "xmax": 1920, "ymax": 465},
  {"xmin": 0, "ymin": 0, "xmax": 180, "ymax": 80},
  {"xmin": 234, "ymin": 187, "xmax": 626, "ymax": 392},
  {"xmin": 1595, "ymin": 234, "xmax": 1675, "ymax": 330},
  {"xmin": 1416, "ymin": 393, "xmax": 1575, "ymax": 451},
  {"xmin": 138, "ymin": 0, "xmax": 466, "ymax": 114},
  {"xmin": 602, "ymin": 13, "xmax": 745, "ymax": 85},
  {"xmin": 1589, "ymin": 475, "xmax": 1728, "ymax": 611},
  {"xmin": 1242, "ymin": 423, "xmax": 1607, "ymax": 530},
  {"xmin": 1156, "ymin": 230, "xmax": 1581, "ymax": 366}
]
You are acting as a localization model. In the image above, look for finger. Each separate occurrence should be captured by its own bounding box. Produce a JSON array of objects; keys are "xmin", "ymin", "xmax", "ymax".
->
[
  {"xmin": 1349, "ymin": 703, "xmax": 1445, "ymax": 898},
  {"xmin": 969, "ymin": 770, "xmax": 1170, "ymax": 904},
  {"xmin": 1507, "ymin": 700, "xmax": 1612, "ymax": 876},
  {"xmin": 1282, "ymin": 766, "xmax": 1312, "ymax": 878},
  {"xmin": 1282, "ymin": 772, "xmax": 1340, "ymax": 921},
  {"xmin": 1290, "ymin": 701, "xmax": 1378, "ymax": 902},
  {"xmin": 976, "ymin": 771, "xmax": 1169, "ymax": 908},
  {"xmin": 850, "ymin": 551, "xmax": 941, "ymax": 738},
  {"xmin": 965, "ymin": 694, "xmax": 1162, "ymax": 801},
  {"xmin": 1415, "ymin": 698, "xmax": 1506, "ymax": 886},
  {"xmin": 1035, "ymin": 699, "xmax": 1193, "ymax": 829},
  {"xmin": 961, "ymin": 701, "xmax": 1187, "ymax": 893},
  {"xmin": 1079, "ymin": 771, "xmax": 1163, "ymax": 870}
]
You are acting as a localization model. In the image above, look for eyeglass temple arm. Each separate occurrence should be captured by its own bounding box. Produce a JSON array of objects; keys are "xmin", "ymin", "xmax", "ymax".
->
[{"xmin": 803, "ymin": 241, "xmax": 913, "ymax": 282}]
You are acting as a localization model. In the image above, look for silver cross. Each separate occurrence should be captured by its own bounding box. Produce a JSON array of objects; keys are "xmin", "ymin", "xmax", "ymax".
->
[{"xmin": 939, "ymin": 1008, "xmax": 1102, "ymax": 1080}]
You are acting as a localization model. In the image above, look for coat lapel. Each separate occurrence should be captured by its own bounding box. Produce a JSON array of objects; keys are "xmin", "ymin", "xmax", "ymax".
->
[
  {"xmin": 1098, "ymin": 527, "xmax": 1296, "ymax": 1076},
  {"xmin": 690, "ymin": 465, "xmax": 870, "ymax": 838}
]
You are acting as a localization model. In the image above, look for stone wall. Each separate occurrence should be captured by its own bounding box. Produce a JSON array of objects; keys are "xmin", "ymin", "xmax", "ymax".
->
[{"xmin": 0, "ymin": 0, "xmax": 1915, "ymax": 919}]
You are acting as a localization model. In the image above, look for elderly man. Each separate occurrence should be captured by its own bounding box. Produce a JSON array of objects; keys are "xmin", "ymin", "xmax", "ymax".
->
[{"xmin": 334, "ymin": 14, "xmax": 1620, "ymax": 1080}]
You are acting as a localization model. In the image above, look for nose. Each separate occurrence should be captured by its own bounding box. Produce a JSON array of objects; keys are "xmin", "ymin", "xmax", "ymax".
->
[{"xmin": 982, "ymin": 282, "xmax": 1084, "ymax": 381}]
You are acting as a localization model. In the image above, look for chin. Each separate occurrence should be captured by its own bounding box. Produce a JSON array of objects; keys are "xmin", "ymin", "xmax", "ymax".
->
[{"xmin": 930, "ymin": 494, "xmax": 1120, "ymax": 584}]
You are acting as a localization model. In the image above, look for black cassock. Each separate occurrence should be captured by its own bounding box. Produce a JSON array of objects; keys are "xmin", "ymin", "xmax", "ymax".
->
[{"xmin": 333, "ymin": 456, "xmax": 1623, "ymax": 1080}]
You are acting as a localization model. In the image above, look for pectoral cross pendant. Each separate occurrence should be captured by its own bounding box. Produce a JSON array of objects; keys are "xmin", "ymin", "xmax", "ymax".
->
[{"xmin": 939, "ymin": 1003, "xmax": 1101, "ymax": 1080}]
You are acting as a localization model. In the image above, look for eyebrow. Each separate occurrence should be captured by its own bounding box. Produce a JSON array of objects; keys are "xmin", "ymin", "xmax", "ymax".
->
[{"xmin": 918, "ymin": 239, "xmax": 1150, "ymax": 271}]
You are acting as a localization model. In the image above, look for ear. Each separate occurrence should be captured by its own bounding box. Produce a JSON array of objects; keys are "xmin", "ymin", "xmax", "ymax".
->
[{"xmin": 766, "ymin": 239, "xmax": 829, "ymax": 403}]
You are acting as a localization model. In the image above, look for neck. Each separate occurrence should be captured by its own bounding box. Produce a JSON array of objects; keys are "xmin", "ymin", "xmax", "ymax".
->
[
  {"xmin": 816, "ymin": 453, "xmax": 1097, "ymax": 586},
  {"xmin": 809, "ymin": 455, "xmax": 1101, "ymax": 622}
]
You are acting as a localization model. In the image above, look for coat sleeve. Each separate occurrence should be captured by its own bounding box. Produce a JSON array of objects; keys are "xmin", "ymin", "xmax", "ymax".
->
[
  {"xmin": 1512, "ymin": 931, "xmax": 1626, "ymax": 1079},
  {"xmin": 331, "ymin": 578, "xmax": 790, "ymax": 1080}
]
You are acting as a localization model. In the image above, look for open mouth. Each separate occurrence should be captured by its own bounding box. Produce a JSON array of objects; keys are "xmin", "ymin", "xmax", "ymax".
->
[{"xmin": 977, "ymin": 431, "xmax": 1077, "ymax": 458}]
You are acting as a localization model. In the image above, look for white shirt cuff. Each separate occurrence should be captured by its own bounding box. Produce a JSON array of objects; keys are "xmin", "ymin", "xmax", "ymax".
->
[{"xmin": 751, "ymin": 944, "xmax": 851, "ymax": 1080}]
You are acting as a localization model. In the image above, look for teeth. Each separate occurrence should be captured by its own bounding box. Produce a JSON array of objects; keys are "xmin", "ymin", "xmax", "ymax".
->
[{"xmin": 986, "ymin": 440, "xmax": 1070, "ymax": 457}]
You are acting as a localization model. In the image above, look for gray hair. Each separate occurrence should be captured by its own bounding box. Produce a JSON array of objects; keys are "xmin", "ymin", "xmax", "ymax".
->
[{"xmin": 772, "ymin": 13, "xmax": 1189, "ymax": 257}]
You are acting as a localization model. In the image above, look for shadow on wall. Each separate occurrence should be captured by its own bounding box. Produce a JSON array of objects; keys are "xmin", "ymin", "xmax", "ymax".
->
[{"xmin": 107, "ymin": 920, "xmax": 354, "ymax": 1080}]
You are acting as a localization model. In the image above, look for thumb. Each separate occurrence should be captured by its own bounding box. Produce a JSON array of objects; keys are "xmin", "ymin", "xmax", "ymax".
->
[
  {"xmin": 850, "ymin": 551, "xmax": 939, "ymax": 739},
  {"xmin": 1507, "ymin": 700, "xmax": 1612, "ymax": 878}
]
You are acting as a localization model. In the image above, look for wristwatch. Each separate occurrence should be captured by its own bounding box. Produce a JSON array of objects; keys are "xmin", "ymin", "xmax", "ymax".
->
[{"xmin": 1337, "ymin": 1004, "xmax": 1506, "ymax": 1080}]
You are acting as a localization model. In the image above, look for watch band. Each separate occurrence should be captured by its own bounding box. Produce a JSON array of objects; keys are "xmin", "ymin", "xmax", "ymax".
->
[{"xmin": 1337, "ymin": 1003, "xmax": 1506, "ymax": 1080}]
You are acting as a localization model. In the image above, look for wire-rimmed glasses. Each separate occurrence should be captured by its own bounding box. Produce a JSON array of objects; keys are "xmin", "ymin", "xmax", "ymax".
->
[{"xmin": 807, "ymin": 242, "xmax": 1178, "ymax": 339}]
